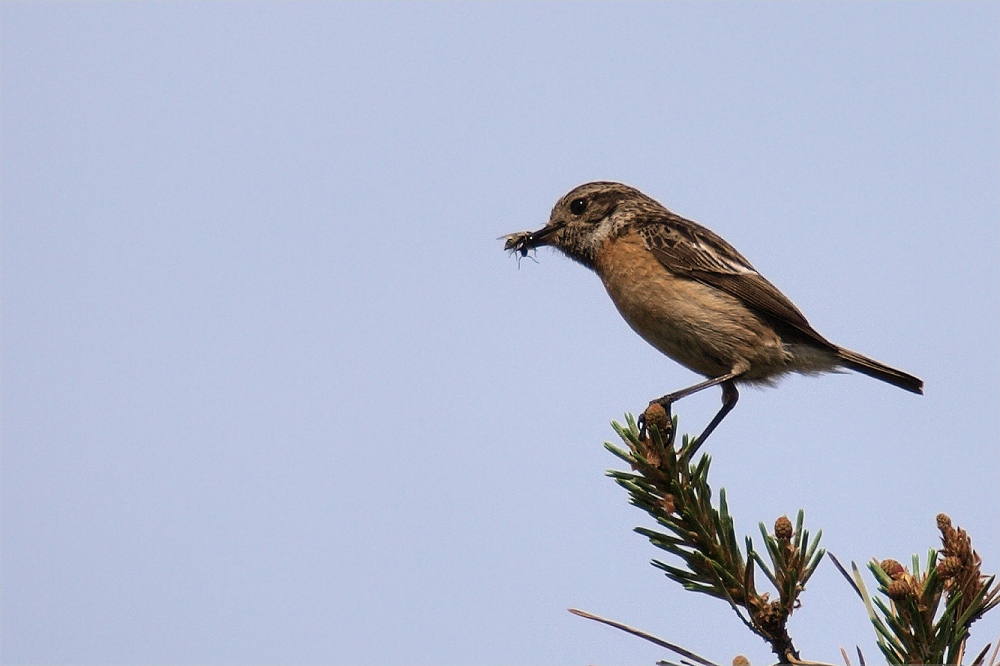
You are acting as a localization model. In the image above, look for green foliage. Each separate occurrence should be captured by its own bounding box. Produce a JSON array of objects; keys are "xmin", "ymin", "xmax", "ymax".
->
[
  {"xmin": 575, "ymin": 411, "xmax": 998, "ymax": 665},
  {"xmin": 605, "ymin": 413, "xmax": 823, "ymax": 662},
  {"xmin": 831, "ymin": 515, "xmax": 1000, "ymax": 664}
]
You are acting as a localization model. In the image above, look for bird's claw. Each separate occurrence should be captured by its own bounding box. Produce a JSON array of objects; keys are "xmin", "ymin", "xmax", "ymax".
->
[{"xmin": 638, "ymin": 400, "xmax": 673, "ymax": 442}]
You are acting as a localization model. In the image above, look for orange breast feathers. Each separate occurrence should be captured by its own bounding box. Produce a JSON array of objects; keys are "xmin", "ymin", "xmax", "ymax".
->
[{"xmin": 591, "ymin": 231, "xmax": 787, "ymax": 379}]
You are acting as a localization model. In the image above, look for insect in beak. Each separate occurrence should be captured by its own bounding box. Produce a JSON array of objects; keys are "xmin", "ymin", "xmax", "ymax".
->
[{"xmin": 501, "ymin": 222, "xmax": 564, "ymax": 256}]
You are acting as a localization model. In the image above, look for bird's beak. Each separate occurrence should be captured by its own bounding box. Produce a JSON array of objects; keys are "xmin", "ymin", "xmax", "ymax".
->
[{"xmin": 502, "ymin": 221, "xmax": 565, "ymax": 256}]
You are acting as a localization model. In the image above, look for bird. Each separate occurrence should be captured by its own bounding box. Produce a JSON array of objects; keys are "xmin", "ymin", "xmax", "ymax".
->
[{"xmin": 504, "ymin": 181, "xmax": 922, "ymax": 450}]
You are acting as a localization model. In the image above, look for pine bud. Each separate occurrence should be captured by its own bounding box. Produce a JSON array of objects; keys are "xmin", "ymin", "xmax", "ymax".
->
[
  {"xmin": 937, "ymin": 556, "xmax": 962, "ymax": 579},
  {"xmin": 774, "ymin": 516, "xmax": 793, "ymax": 540},
  {"xmin": 642, "ymin": 403, "xmax": 670, "ymax": 440},
  {"xmin": 880, "ymin": 559, "xmax": 905, "ymax": 580},
  {"xmin": 732, "ymin": 656, "xmax": 751, "ymax": 666},
  {"xmin": 887, "ymin": 579, "xmax": 911, "ymax": 600}
]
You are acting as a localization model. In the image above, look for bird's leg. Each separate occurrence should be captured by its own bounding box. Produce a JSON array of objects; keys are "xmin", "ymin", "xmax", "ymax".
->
[
  {"xmin": 638, "ymin": 371, "xmax": 742, "ymax": 445},
  {"xmin": 686, "ymin": 379, "xmax": 738, "ymax": 458}
]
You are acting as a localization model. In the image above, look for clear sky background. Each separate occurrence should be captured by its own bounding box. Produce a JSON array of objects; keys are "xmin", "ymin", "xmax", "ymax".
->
[{"xmin": 2, "ymin": 3, "xmax": 998, "ymax": 664}]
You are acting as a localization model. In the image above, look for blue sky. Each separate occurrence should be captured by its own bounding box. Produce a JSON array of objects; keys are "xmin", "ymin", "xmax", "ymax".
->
[{"xmin": 2, "ymin": 3, "xmax": 998, "ymax": 664}]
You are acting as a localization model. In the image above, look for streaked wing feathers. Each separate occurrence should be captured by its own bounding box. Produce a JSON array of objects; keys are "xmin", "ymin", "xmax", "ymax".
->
[
  {"xmin": 640, "ymin": 214, "xmax": 834, "ymax": 348},
  {"xmin": 640, "ymin": 213, "xmax": 757, "ymax": 274}
]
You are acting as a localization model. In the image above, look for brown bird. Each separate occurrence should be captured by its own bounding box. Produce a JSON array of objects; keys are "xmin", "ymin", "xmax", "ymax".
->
[{"xmin": 504, "ymin": 182, "xmax": 922, "ymax": 449}]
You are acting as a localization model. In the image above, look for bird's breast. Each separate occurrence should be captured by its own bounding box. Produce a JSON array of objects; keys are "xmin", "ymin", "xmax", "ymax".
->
[{"xmin": 592, "ymin": 232, "xmax": 789, "ymax": 379}]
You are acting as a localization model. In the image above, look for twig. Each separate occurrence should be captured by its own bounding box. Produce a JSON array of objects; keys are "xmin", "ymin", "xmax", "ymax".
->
[{"xmin": 568, "ymin": 608, "xmax": 719, "ymax": 666}]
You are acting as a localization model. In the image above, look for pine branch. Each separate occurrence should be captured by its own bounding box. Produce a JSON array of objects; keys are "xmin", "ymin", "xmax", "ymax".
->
[
  {"xmin": 834, "ymin": 514, "xmax": 1000, "ymax": 664},
  {"xmin": 588, "ymin": 406, "xmax": 998, "ymax": 663},
  {"xmin": 603, "ymin": 405, "xmax": 825, "ymax": 663}
]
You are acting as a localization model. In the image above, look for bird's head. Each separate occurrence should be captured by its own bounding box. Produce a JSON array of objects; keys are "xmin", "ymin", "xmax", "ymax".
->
[{"xmin": 503, "ymin": 181, "xmax": 657, "ymax": 267}]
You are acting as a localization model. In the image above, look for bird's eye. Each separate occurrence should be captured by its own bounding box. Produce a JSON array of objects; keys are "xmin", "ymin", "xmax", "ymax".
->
[{"xmin": 570, "ymin": 198, "xmax": 588, "ymax": 215}]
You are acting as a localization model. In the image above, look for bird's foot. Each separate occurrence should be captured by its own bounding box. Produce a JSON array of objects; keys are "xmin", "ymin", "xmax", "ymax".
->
[{"xmin": 638, "ymin": 400, "xmax": 673, "ymax": 443}]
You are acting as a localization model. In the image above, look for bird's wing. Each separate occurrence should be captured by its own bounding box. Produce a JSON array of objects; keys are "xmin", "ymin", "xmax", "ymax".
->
[{"xmin": 639, "ymin": 214, "xmax": 835, "ymax": 348}]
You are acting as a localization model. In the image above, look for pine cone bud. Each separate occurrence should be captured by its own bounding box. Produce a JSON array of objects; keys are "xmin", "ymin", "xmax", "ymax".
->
[
  {"xmin": 937, "ymin": 556, "xmax": 962, "ymax": 579},
  {"xmin": 642, "ymin": 403, "xmax": 670, "ymax": 439},
  {"xmin": 880, "ymin": 559, "xmax": 906, "ymax": 580},
  {"xmin": 936, "ymin": 513, "xmax": 952, "ymax": 531},
  {"xmin": 774, "ymin": 515, "xmax": 793, "ymax": 540},
  {"xmin": 732, "ymin": 656, "xmax": 751, "ymax": 666},
  {"xmin": 887, "ymin": 579, "xmax": 911, "ymax": 600}
]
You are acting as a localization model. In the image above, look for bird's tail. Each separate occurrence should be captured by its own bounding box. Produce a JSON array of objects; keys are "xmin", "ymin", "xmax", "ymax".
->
[{"xmin": 836, "ymin": 347, "xmax": 923, "ymax": 394}]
